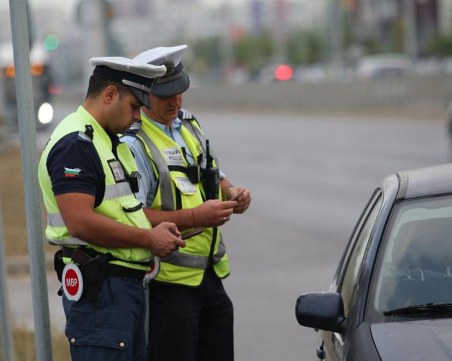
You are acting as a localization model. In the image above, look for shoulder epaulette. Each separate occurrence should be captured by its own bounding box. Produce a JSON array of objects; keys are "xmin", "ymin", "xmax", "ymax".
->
[
  {"xmin": 179, "ymin": 109, "xmax": 195, "ymax": 121},
  {"xmin": 77, "ymin": 131, "xmax": 92, "ymax": 143},
  {"xmin": 125, "ymin": 121, "xmax": 142, "ymax": 136},
  {"xmin": 77, "ymin": 125, "xmax": 94, "ymax": 143}
]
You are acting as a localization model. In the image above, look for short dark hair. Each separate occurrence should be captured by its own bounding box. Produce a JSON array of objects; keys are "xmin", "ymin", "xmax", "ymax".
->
[{"xmin": 85, "ymin": 73, "xmax": 128, "ymax": 100}]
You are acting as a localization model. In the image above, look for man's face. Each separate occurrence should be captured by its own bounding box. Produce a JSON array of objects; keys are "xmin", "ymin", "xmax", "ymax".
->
[
  {"xmin": 109, "ymin": 89, "xmax": 142, "ymax": 134},
  {"xmin": 148, "ymin": 93, "xmax": 183, "ymax": 125}
]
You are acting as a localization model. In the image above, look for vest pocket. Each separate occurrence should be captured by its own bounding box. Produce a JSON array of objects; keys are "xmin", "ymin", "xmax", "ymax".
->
[
  {"xmin": 172, "ymin": 176, "xmax": 197, "ymax": 195},
  {"xmin": 121, "ymin": 200, "xmax": 144, "ymax": 213}
]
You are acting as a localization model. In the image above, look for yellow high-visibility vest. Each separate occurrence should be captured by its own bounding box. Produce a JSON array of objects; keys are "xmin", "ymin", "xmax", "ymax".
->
[
  {"xmin": 38, "ymin": 106, "xmax": 152, "ymax": 271},
  {"xmin": 135, "ymin": 114, "xmax": 230, "ymax": 286}
]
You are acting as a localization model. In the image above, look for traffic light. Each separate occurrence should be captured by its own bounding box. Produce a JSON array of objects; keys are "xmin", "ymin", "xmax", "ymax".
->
[{"xmin": 43, "ymin": 34, "xmax": 60, "ymax": 51}]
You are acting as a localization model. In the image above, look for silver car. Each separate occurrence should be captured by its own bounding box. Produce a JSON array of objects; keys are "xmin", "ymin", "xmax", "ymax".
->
[{"xmin": 296, "ymin": 163, "xmax": 452, "ymax": 360}]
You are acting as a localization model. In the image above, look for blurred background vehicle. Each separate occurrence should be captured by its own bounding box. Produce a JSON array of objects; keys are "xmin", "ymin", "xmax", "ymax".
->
[
  {"xmin": 293, "ymin": 64, "xmax": 328, "ymax": 83},
  {"xmin": 295, "ymin": 163, "xmax": 452, "ymax": 361},
  {"xmin": 0, "ymin": 41, "xmax": 55, "ymax": 130},
  {"xmin": 353, "ymin": 54, "xmax": 412, "ymax": 79}
]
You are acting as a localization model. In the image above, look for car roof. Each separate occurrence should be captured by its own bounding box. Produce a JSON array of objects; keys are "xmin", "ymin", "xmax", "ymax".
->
[{"xmin": 389, "ymin": 163, "xmax": 452, "ymax": 200}]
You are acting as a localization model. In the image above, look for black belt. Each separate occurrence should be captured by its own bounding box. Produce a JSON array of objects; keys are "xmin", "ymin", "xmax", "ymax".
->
[
  {"xmin": 62, "ymin": 247, "xmax": 148, "ymax": 280},
  {"xmin": 106, "ymin": 264, "xmax": 147, "ymax": 279}
]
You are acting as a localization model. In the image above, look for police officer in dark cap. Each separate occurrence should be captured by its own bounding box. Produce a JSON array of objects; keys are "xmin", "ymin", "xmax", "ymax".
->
[
  {"xmin": 122, "ymin": 45, "xmax": 251, "ymax": 361},
  {"xmin": 38, "ymin": 55, "xmax": 186, "ymax": 361}
]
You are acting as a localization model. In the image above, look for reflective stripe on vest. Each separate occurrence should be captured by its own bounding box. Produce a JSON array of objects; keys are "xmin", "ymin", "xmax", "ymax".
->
[
  {"xmin": 162, "ymin": 235, "xmax": 226, "ymax": 268},
  {"xmin": 44, "ymin": 213, "xmax": 88, "ymax": 246},
  {"xmin": 103, "ymin": 182, "xmax": 134, "ymax": 201},
  {"xmin": 47, "ymin": 181, "xmax": 132, "ymax": 228},
  {"xmin": 181, "ymin": 118, "xmax": 221, "ymax": 170},
  {"xmin": 46, "ymin": 213, "xmax": 87, "ymax": 246},
  {"xmin": 137, "ymin": 128, "xmax": 175, "ymax": 211}
]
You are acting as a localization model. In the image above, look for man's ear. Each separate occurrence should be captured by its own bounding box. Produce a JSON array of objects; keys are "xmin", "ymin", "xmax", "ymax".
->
[{"xmin": 104, "ymin": 84, "xmax": 119, "ymax": 104}]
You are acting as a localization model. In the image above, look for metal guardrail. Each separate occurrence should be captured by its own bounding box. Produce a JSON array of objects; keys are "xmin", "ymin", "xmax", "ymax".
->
[
  {"xmin": 5, "ymin": 73, "xmax": 452, "ymax": 122},
  {"xmin": 184, "ymin": 74, "xmax": 452, "ymax": 118}
]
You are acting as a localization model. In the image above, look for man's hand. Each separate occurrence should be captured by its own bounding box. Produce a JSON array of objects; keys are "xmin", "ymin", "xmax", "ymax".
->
[
  {"xmin": 227, "ymin": 187, "xmax": 251, "ymax": 214},
  {"xmin": 192, "ymin": 199, "xmax": 236, "ymax": 227},
  {"xmin": 146, "ymin": 222, "xmax": 185, "ymax": 257}
]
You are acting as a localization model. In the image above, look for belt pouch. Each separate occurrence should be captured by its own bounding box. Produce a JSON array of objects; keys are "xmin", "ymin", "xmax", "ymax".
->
[
  {"xmin": 54, "ymin": 249, "xmax": 64, "ymax": 283},
  {"xmin": 80, "ymin": 253, "xmax": 111, "ymax": 302}
]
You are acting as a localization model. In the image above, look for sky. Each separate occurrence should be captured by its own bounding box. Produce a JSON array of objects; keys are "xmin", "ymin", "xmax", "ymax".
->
[{"xmin": 2, "ymin": 0, "xmax": 311, "ymax": 12}]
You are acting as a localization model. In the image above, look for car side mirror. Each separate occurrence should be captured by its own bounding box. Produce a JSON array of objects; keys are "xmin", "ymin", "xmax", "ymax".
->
[{"xmin": 295, "ymin": 292, "xmax": 346, "ymax": 333}]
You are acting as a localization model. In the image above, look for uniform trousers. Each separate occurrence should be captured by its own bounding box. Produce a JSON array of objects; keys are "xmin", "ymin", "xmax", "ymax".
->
[
  {"xmin": 63, "ymin": 277, "xmax": 147, "ymax": 361},
  {"xmin": 147, "ymin": 267, "xmax": 234, "ymax": 361}
]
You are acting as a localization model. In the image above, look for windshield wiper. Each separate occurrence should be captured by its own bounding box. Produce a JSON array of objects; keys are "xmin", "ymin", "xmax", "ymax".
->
[{"xmin": 384, "ymin": 303, "xmax": 452, "ymax": 316}]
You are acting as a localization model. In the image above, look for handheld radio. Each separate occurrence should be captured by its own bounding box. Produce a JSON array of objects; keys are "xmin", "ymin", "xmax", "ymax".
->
[{"xmin": 203, "ymin": 139, "xmax": 219, "ymax": 199}]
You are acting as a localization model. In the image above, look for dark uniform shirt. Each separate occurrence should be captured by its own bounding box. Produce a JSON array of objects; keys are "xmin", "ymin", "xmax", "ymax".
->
[{"xmin": 45, "ymin": 131, "xmax": 119, "ymax": 208}]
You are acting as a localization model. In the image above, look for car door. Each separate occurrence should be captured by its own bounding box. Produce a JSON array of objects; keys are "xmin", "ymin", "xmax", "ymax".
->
[{"xmin": 321, "ymin": 190, "xmax": 383, "ymax": 361}]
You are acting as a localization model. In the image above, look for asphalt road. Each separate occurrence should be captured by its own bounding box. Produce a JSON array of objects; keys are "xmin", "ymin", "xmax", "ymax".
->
[{"xmin": 7, "ymin": 105, "xmax": 450, "ymax": 361}]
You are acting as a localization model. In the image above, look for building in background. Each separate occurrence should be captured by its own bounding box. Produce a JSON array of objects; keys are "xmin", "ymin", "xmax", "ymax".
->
[
  {"xmin": 342, "ymin": 0, "xmax": 451, "ymax": 59},
  {"xmin": 1, "ymin": 0, "xmax": 452, "ymax": 87}
]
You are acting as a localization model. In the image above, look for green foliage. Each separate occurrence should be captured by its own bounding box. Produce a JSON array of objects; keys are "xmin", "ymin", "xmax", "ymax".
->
[
  {"xmin": 233, "ymin": 30, "xmax": 274, "ymax": 71},
  {"xmin": 162, "ymin": 8, "xmax": 452, "ymax": 78},
  {"xmin": 426, "ymin": 35, "xmax": 452, "ymax": 57},
  {"xmin": 189, "ymin": 37, "xmax": 222, "ymax": 72},
  {"xmin": 185, "ymin": 28, "xmax": 326, "ymax": 78},
  {"xmin": 390, "ymin": 19, "xmax": 405, "ymax": 54},
  {"xmin": 360, "ymin": 37, "xmax": 381, "ymax": 55},
  {"xmin": 286, "ymin": 30, "xmax": 325, "ymax": 65},
  {"xmin": 342, "ymin": 13, "xmax": 355, "ymax": 50}
]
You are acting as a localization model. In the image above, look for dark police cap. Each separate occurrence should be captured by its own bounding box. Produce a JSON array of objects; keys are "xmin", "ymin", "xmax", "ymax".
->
[
  {"xmin": 89, "ymin": 56, "xmax": 167, "ymax": 108},
  {"xmin": 134, "ymin": 45, "xmax": 190, "ymax": 98}
]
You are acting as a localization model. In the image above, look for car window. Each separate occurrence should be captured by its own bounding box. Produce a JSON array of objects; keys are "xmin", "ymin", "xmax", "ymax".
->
[
  {"xmin": 339, "ymin": 192, "xmax": 383, "ymax": 316},
  {"xmin": 370, "ymin": 195, "xmax": 452, "ymax": 314}
]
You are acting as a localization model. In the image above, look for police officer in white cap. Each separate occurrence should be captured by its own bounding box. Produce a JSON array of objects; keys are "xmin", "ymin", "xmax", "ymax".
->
[
  {"xmin": 38, "ymin": 55, "xmax": 186, "ymax": 361},
  {"xmin": 122, "ymin": 45, "xmax": 251, "ymax": 361}
]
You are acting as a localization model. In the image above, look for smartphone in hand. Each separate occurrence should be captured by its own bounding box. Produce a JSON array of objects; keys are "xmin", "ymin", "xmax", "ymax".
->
[
  {"xmin": 181, "ymin": 228, "xmax": 204, "ymax": 240},
  {"xmin": 230, "ymin": 188, "xmax": 246, "ymax": 202}
]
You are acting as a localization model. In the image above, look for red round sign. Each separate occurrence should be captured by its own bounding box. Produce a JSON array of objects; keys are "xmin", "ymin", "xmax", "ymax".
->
[
  {"xmin": 62, "ymin": 263, "xmax": 84, "ymax": 301},
  {"xmin": 64, "ymin": 268, "xmax": 79, "ymax": 296}
]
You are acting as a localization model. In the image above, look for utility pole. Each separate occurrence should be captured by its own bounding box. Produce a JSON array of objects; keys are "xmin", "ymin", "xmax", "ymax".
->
[
  {"xmin": 273, "ymin": 0, "xmax": 287, "ymax": 64},
  {"xmin": 403, "ymin": 0, "xmax": 418, "ymax": 61},
  {"xmin": 220, "ymin": 1, "xmax": 233, "ymax": 82},
  {"xmin": 8, "ymin": 0, "xmax": 53, "ymax": 360},
  {"xmin": 328, "ymin": 0, "xmax": 344, "ymax": 74}
]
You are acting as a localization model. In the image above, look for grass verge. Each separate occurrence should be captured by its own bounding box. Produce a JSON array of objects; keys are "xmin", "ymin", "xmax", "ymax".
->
[
  {"xmin": 0, "ymin": 144, "xmax": 53, "ymax": 256},
  {"xmin": 0, "ymin": 145, "xmax": 28, "ymax": 255},
  {"xmin": 0, "ymin": 327, "xmax": 70, "ymax": 361},
  {"xmin": 0, "ymin": 145, "xmax": 68, "ymax": 360}
]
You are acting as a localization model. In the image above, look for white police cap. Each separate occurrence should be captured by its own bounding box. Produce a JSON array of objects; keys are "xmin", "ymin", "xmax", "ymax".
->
[
  {"xmin": 133, "ymin": 45, "xmax": 190, "ymax": 98},
  {"xmin": 89, "ymin": 56, "xmax": 167, "ymax": 108},
  {"xmin": 134, "ymin": 45, "xmax": 187, "ymax": 68}
]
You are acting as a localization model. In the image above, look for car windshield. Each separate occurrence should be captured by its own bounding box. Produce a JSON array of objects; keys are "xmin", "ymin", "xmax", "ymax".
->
[
  {"xmin": 371, "ymin": 195, "xmax": 452, "ymax": 315},
  {"xmin": 384, "ymin": 302, "xmax": 452, "ymax": 316}
]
